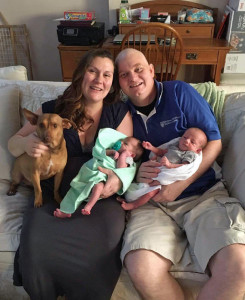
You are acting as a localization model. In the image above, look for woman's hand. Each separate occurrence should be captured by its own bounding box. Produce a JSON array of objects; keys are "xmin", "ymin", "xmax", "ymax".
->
[
  {"xmin": 24, "ymin": 133, "xmax": 49, "ymax": 157},
  {"xmin": 98, "ymin": 166, "xmax": 122, "ymax": 198},
  {"xmin": 136, "ymin": 160, "xmax": 161, "ymax": 184}
]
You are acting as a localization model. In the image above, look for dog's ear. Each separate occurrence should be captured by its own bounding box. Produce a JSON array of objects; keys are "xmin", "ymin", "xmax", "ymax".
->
[
  {"xmin": 23, "ymin": 108, "xmax": 39, "ymax": 125},
  {"xmin": 62, "ymin": 118, "xmax": 77, "ymax": 130}
]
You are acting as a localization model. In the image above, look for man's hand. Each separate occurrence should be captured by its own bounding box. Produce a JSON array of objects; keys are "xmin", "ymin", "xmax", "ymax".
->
[
  {"xmin": 136, "ymin": 160, "xmax": 161, "ymax": 184},
  {"xmin": 98, "ymin": 166, "xmax": 122, "ymax": 198},
  {"xmin": 152, "ymin": 180, "xmax": 189, "ymax": 202}
]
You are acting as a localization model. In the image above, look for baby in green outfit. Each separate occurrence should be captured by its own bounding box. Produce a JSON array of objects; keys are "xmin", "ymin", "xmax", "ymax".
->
[{"xmin": 54, "ymin": 129, "xmax": 143, "ymax": 218}]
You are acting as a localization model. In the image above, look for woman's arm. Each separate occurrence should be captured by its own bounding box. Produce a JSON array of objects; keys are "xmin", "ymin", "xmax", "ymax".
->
[
  {"xmin": 99, "ymin": 112, "xmax": 133, "ymax": 198},
  {"xmin": 8, "ymin": 107, "xmax": 49, "ymax": 158},
  {"xmin": 115, "ymin": 111, "xmax": 133, "ymax": 136},
  {"xmin": 152, "ymin": 139, "xmax": 222, "ymax": 202}
]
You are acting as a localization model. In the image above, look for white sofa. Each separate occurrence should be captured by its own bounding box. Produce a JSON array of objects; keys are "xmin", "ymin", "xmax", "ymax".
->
[{"xmin": 1, "ymin": 69, "xmax": 245, "ymax": 300}]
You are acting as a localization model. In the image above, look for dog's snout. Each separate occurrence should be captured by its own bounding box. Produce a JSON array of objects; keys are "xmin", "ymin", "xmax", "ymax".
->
[
  {"xmin": 36, "ymin": 115, "xmax": 64, "ymax": 149},
  {"xmin": 44, "ymin": 135, "xmax": 52, "ymax": 143}
]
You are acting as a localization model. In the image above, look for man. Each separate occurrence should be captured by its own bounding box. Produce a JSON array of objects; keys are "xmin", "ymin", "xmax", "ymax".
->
[{"xmin": 113, "ymin": 48, "xmax": 245, "ymax": 300}]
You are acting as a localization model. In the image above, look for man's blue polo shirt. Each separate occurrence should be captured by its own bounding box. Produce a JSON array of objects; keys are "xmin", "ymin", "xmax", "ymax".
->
[{"xmin": 126, "ymin": 80, "xmax": 221, "ymax": 199}]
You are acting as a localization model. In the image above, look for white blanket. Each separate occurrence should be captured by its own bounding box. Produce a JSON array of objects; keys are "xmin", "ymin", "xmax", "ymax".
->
[{"xmin": 125, "ymin": 138, "xmax": 202, "ymax": 202}]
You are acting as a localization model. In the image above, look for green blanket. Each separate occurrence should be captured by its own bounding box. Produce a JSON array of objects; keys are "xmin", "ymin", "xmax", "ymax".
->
[
  {"xmin": 60, "ymin": 128, "xmax": 137, "ymax": 214},
  {"xmin": 191, "ymin": 81, "xmax": 225, "ymax": 129}
]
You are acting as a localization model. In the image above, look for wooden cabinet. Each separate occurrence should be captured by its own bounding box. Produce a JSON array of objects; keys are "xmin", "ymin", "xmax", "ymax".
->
[
  {"xmin": 168, "ymin": 24, "xmax": 214, "ymax": 38},
  {"xmin": 117, "ymin": 0, "xmax": 217, "ymax": 38},
  {"xmin": 58, "ymin": 1, "xmax": 223, "ymax": 83},
  {"xmin": 58, "ymin": 43, "xmax": 102, "ymax": 81},
  {"xmin": 58, "ymin": 36, "xmax": 230, "ymax": 85},
  {"xmin": 119, "ymin": 23, "xmax": 215, "ymax": 38}
]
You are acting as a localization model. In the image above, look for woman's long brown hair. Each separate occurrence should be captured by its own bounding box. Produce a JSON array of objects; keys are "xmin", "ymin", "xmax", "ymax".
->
[{"xmin": 55, "ymin": 49, "xmax": 120, "ymax": 131}]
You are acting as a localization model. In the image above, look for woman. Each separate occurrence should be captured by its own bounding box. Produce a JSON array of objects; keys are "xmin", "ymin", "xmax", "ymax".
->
[{"xmin": 8, "ymin": 49, "xmax": 133, "ymax": 300}]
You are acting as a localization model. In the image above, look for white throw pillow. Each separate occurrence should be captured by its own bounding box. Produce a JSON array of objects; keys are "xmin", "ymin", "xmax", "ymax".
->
[
  {"xmin": 0, "ymin": 86, "xmax": 21, "ymax": 180},
  {"xmin": 0, "ymin": 66, "xmax": 28, "ymax": 81},
  {"xmin": 19, "ymin": 81, "xmax": 69, "ymax": 125},
  {"xmin": 222, "ymin": 112, "xmax": 245, "ymax": 209}
]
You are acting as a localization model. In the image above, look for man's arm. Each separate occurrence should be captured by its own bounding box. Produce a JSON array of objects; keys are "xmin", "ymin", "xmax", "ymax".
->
[{"xmin": 149, "ymin": 139, "xmax": 222, "ymax": 202}]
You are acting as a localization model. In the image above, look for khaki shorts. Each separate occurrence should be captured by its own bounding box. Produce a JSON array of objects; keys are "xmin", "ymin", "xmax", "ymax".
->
[{"xmin": 121, "ymin": 181, "xmax": 245, "ymax": 272}]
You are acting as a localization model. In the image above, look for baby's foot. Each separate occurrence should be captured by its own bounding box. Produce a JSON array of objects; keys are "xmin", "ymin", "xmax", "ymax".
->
[
  {"xmin": 81, "ymin": 208, "xmax": 91, "ymax": 215},
  {"xmin": 116, "ymin": 196, "xmax": 124, "ymax": 203},
  {"xmin": 121, "ymin": 201, "xmax": 134, "ymax": 211},
  {"xmin": 54, "ymin": 208, "xmax": 71, "ymax": 218}
]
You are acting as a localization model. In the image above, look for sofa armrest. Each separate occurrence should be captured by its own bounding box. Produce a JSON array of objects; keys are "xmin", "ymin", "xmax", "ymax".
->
[{"xmin": 221, "ymin": 92, "xmax": 245, "ymax": 209}]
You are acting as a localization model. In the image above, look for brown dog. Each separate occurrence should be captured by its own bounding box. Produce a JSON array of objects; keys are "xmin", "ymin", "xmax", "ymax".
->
[{"xmin": 7, "ymin": 108, "xmax": 72, "ymax": 207}]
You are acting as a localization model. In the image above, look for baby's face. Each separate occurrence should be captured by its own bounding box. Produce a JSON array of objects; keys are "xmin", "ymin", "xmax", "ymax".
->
[
  {"xmin": 119, "ymin": 137, "xmax": 139, "ymax": 155},
  {"xmin": 179, "ymin": 130, "xmax": 203, "ymax": 153}
]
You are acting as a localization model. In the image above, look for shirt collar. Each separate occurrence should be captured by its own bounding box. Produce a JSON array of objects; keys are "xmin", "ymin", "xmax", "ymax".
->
[
  {"xmin": 155, "ymin": 80, "xmax": 164, "ymax": 107},
  {"xmin": 126, "ymin": 80, "xmax": 164, "ymax": 115}
]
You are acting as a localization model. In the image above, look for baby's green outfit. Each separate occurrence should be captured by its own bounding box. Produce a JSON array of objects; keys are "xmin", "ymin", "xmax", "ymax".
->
[{"xmin": 59, "ymin": 128, "xmax": 137, "ymax": 214}]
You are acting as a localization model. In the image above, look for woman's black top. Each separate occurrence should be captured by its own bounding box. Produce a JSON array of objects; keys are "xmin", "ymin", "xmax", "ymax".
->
[
  {"xmin": 42, "ymin": 99, "xmax": 129, "ymax": 157},
  {"xmin": 13, "ymin": 99, "xmax": 129, "ymax": 300}
]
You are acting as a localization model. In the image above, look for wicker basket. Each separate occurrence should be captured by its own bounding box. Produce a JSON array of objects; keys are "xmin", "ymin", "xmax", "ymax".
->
[{"xmin": 0, "ymin": 12, "xmax": 33, "ymax": 79}]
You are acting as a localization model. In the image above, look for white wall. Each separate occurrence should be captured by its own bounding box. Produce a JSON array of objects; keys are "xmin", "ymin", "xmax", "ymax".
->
[
  {"xmin": 1, "ymin": 0, "xmax": 227, "ymax": 81},
  {"xmin": 1, "ymin": 0, "xmax": 109, "ymax": 81}
]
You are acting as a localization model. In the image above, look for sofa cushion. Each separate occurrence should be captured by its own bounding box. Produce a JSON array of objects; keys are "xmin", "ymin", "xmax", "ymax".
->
[
  {"xmin": 0, "ymin": 180, "xmax": 32, "ymax": 251},
  {"xmin": 0, "ymin": 66, "xmax": 28, "ymax": 81},
  {"xmin": 222, "ymin": 98, "xmax": 245, "ymax": 208},
  {"xmin": 0, "ymin": 86, "xmax": 21, "ymax": 181},
  {"xmin": 0, "ymin": 252, "xmax": 29, "ymax": 299}
]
